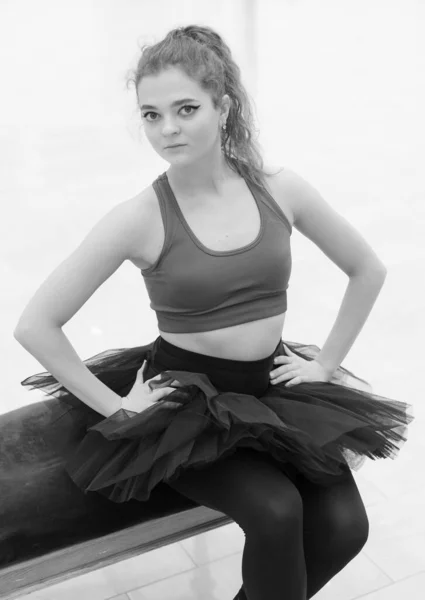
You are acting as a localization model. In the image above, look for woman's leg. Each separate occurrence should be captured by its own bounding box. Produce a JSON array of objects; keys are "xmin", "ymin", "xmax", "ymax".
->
[
  {"xmin": 235, "ymin": 462, "xmax": 369, "ymax": 600},
  {"xmin": 167, "ymin": 447, "xmax": 308, "ymax": 600},
  {"xmin": 297, "ymin": 466, "xmax": 369, "ymax": 598}
]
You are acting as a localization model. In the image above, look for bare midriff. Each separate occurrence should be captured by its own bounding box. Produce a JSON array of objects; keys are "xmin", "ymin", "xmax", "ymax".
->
[
  {"xmin": 159, "ymin": 311, "xmax": 286, "ymax": 361},
  {"xmin": 131, "ymin": 169, "xmax": 293, "ymax": 362}
]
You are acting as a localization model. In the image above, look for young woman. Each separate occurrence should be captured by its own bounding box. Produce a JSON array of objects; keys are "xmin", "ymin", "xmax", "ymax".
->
[{"xmin": 15, "ymin": 25, "xmax": 413, "ymax": 600}]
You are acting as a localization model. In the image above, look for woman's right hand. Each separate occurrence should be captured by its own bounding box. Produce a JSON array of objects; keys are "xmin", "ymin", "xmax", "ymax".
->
[{"xmin": 121, "ymin": 359, "xmax": 183, "ymax": 413}]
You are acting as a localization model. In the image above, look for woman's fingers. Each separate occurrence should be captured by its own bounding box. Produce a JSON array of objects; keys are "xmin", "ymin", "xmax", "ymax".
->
[
  {"xmin": 135, "ymin": 360, "xmax": 146, "ymax": 382},
  {"xmin": 274, "ymin": 358, "xmax": 291, "ymax": 367},
  {"xmin": 271, "ymin": 363, "xmax": 296, "ymax": 377}
]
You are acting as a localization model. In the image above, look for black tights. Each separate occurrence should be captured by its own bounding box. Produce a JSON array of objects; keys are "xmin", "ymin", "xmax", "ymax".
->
[
  {"xmin": 167, "ymin": 447, "xmax": 369, "ymax": 600},
  {"xmin": 149, "ymin": 336, "xmax": 370, "ymax": 599}
]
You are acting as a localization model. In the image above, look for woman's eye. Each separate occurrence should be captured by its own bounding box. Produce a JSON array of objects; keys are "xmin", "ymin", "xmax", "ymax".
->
[
  {"xmin": 181, "ymin": 105, "xmax": 198, "ymax": 115},
  {"xmin": 142, "ymin": 105, "xmax": 199, "ymax": 122}
]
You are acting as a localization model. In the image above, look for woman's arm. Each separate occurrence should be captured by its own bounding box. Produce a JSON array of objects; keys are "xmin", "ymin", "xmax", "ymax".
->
[
  {"xmin": 14, "ymin": 193, "xmax": 149, "ymax": 417},
  {"xmin": 313, "ymin": 268, "xmax": 386, "ymax": 375},
  {"xmin": 276, "ymin": 169, "xmax": 387, "ymax": 374},
  {"xmin": 15, "ymin": 327, "xmax": 124, "ymax": 418}
]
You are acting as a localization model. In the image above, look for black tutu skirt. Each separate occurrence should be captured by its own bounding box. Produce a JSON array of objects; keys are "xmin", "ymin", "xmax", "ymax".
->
[{"xmin": 20, "ymin": 337, "xmax": 414, "ymax": 503}]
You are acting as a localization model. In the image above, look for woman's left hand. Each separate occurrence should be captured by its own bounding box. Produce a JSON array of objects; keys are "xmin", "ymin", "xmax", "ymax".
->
[{"xmin": 270, "ymin": 344, "xmax": 333, "ymax": 387}]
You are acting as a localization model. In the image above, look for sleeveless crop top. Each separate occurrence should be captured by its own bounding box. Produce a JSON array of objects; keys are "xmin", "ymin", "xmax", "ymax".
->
[{"xmin": 141, "ymin": 171, "xmax": 292, "ymax": 333}]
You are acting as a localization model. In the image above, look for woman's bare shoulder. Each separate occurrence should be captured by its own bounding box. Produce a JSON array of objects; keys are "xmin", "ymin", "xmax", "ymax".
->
[
  {"xmin": 262, "ymin": 163, "xmax": 296, "ymax": 227},
  {"xmin": 124, "ymin": 184, "xmax": 158, "ymax": 221},
  {"xmin": 121, "ymin": 184, "xmax": 160, "ymax": 261}
]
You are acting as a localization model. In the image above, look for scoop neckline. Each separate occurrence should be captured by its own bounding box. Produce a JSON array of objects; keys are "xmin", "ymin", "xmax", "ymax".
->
[{"xmin": 162, "ymin": 172, "xmax": 265, "ymax": 257}]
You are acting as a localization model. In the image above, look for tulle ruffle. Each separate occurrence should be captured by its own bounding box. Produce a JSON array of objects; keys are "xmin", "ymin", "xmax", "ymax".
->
[{"xmin": 20, "ymin": 339, "xmax": 414, "ymax": 503}]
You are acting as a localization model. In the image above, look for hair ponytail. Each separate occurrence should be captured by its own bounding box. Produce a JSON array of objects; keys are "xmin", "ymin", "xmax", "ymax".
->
[{"xmin": 127, "ymin": 24, "xmax": 280, "ymax": 190}]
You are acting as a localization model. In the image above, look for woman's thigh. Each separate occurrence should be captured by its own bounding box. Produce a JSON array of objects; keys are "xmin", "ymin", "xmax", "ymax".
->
[{"xmin": 166, "ymin": 448, "xmax": 304, "ymax": 534}]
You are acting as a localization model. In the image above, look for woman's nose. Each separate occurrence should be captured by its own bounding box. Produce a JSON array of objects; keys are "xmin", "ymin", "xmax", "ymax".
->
[{"xmin": 161, "ymin": 120, "xmax": 180, "ymax": 136}]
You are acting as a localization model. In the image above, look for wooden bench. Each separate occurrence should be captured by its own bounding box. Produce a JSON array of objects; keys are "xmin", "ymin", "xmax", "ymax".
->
[{"xmin": 0, "ymin": 398, "xmax": 232, "ymax": 599}]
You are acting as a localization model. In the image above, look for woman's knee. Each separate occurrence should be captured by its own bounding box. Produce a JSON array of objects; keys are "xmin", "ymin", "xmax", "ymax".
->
[
  {"xmin": 349, "ymin": 507, "xmax": 370, "ymax": 553},
  {"xmin": 328, "ymin": 499, "xmax": 370, "ymax": 560},
  {"xmin": 249, "ymin": 487, "xmax": 304, "ymax": 539}
]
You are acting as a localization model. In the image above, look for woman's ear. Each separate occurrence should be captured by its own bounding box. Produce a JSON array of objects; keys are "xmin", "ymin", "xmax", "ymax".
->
[{"xmin": 221, "ymin": 94, "xmax": 231, "ymax": 120}]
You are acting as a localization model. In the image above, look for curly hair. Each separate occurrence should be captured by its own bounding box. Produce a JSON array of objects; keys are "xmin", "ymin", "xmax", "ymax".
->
[{"xmin": 126, "ymin": 24, "xmax": 280, "ymax": 190}]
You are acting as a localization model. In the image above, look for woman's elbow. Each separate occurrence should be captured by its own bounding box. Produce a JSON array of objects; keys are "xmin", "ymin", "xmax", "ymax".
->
[{"xmin": 14, "ymin": 320, "xmax": 60, "ymax": 341}]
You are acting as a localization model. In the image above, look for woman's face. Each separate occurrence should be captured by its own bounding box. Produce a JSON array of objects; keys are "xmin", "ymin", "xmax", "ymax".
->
[{"xmin": 137, "ymin": 66, "xmax": 229, "ymax": 165}]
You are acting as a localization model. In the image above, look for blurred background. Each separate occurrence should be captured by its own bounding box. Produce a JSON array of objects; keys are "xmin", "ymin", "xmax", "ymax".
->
[{"xmin": 1, "ymin": 1, "xmax": 424, "ymax": 599}]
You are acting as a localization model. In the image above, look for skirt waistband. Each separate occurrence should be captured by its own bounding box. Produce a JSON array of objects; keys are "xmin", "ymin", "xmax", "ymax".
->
[{"xmin": 150, "ymin": 335, "xmax": 284, "ymax": 373}]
